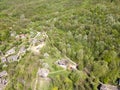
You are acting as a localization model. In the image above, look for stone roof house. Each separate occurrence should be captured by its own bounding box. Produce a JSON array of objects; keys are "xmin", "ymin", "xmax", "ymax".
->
[
  {"xmin": 5, "ymin": 47, "xmax": 16, "ymax": 56},
  {"xmin": 55, "ymin": 59, "xmax": 69, "ymax": 69},
  {"xmin": 15, "ymin": 34, "xmax": 26, "ymax": 40},
  {"xmin": 38, "ymin": 68, "xmax": 49, "ymax": 78},
  {"xmin": 0, "ymin": 71, "xmax": 8, "ymax": 78},
  {"xmin": 57, "ymin": 59, "xmax": 69, "ymax": 66},
  {"xmin": 1, "ymin": 57, "xmax": 7, "ymax": 63},
  {"xmin": 44, "ymin": 53, "xmax": 49, "ymax": 58},
  {"xmin": 42, "ymin": 63, "xmax": 49, "ymax": 69},
  {"xmin": 7, "ymin": 55, "xmax": 19, "ymax": 63},
  {"xmin": 19, "ymin": 46, "xmax": 26, "ymax": 55},
  {"xmin": 0, "ymin": 78, "xmax": 8, "ymax": 85},
  {"xmin": 32, "ymin": 38, "xmax": 38, "ymax": 45},
  {"xmin": 55, "ymin": 59, "xmax": 77, "ymax": 70},
  {"xmin": 0, "ymin": 71, "xmax": 8, "ymax": 89},
  {"xmin": 99, "ymin": 84, "xmax": 119, "ymax": 90},
  {"xmin": 20, "ymin": 34, "xmax": 26, "ymax": 39}
]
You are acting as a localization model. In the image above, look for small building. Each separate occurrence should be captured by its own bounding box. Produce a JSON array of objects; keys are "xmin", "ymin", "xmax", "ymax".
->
[
  {"xmin": 57, "ymin": 59, "xmax": 69, "ymax": 66},
  {"xmin": 20, "ymin": 34, "xmax": 26, "ymax": 39},
  {"xmin": 39, "ymin": 38, "xmax": 46, "ymax": 43},
  {"xmin": 0, "ymin": 71, "xmax": 8, "ymax": 78},
  {"xmin": 2, "ymin": 79, "xmax": 8, "ymax": 85},
  {"xmin": 5, "ymin": 47, "xmax": 16, "ymax": 56},
  {"xmin": 68, "ymin": 64, "xmax": 77, "ymax": 70},
  {"xmin": 55, "ymin": 59, "xmax": 69, "ymax": 69},
  {"xmin": 1, "ymin": 57, "xmax": 7, "ymax": 63},
  {"xmin": 55, "ymin": 59, "xmax": 77, "ymax": 70},
  {"xmin": 0, "ymin": 78, "xmax": 8, "ymax": 85},
  {"xmin": 38, "ymin": 68, "xmax": 49, "ymax": 78},
  {"xmin": 31, "ymin": 38, "xmax": 38, "ymax": 45},
  {"xmin": 43, "ymin": 53, "xmax": 49, "ymax": 58},
  {"xmin": 7, "ymin": 55, "xmax": 19, "ymax": 63},
  {"xmin": 99, "ymin": 84, "xmax": 118, "ymax": 90},
  {"xmin": 15, "ymin": 34, "xmax": 26, "ymax": 40},
  {"xmin": 42, "ymin": 63, "xmax": 49, "ymax": 69},
  {"xmin": 19, "ymin": 46, "xmax": 26, "ymax": 55}
]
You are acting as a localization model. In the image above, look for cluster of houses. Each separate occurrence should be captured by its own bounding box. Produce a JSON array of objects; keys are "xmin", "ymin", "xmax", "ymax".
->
[
  {"xmin": 0, "ymin": 71, "xmax": 8, "ymax": 89},
  {"xmin": 0, "ymin": 31, "xmax": 48, "ymax": 64},
  {"xmin": 0, "ymin": 31, "xmax": 49, "ymax": 89},
  {"xmin": 28, "ymin": 32, "xmax": 48, "ymax": 54},
  {"xmin": 15, "ymin": 34, "xmax": 27, "ymax": 40},
  {"xmin": 29, "ymin": 32, "xmax": 47, "ymax": 46},
  {"xmin": 37, "ymin": 58, "xmax": 77, "ymax": 78},
  {"xmin": 10, "ymin": 31, "xmax": 27, "ymax": 40},
  {"xmin": 37, "ymin": 59, "xmax": 50, "ymax": 78},
  {"xmin": 0, "ymin": 46, "xmax": 26, "ymax": 64}
]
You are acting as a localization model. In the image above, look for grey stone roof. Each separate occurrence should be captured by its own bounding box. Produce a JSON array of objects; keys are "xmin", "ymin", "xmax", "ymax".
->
[
  {"xmin": 100, "ymin": 84, "xmax": 118, "ymax": 90},
  {"xmin": 19, "ymin": 46, "xmax": 26, "ymax": 53},
  {"xmin": 56, "ymin": 59, "xmax": 69, "ymax": 66},
  {"xmin": 7, "ymin": 55, "xmax": 19, "ymax": 62},
  {"xmin": 5, "ymin": 47, "xmax": 16, "ymax": 56},
  {"xmin": 0, "ymin": 71, "xmax": 8, "ymax": 78},
  {"xmin": 1, "ymin": 57, "xmax": 7, "ymax": 63},
  {"xmin": 38, "ymin": 68, "xmax": 49, "ymax": 78},
  {"xmin": 43, "ymin": 53, "xmax": 49, "ymax": 58}
]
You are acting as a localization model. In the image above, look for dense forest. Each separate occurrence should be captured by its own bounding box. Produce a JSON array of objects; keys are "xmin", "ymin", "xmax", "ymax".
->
[{"xmin": 0, "ymin": 0, "xmax": 120, "ymax": 90}]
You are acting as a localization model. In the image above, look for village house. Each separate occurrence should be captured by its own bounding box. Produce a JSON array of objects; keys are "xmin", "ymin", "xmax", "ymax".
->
[
  {"xmin": 55, "ymin": 59, "xmax": 69, "ymax": 69},
  {"xmin": 99, "ymin": 84, "xmax": 119, "ymax": 90},
  {"xmin": 42, "ymin": 63, "xmax": 49, "ymax": 69},
  {"xmin": 43, "ymin": 53, "xmax": 49, "ymax": 58},
  {"xmin": 0, "ymin": 71, "xmax": 8, "ymax": 78},
  {"xmin": 0, "ymin": 78, "xmax": 8, "ymax": 85},
  {"xmin": 19, "ymin": 46, "xmax": 26, "ymax": 55},
  {"xmin": 20, "ymin": 34, "xmax": 26, "ymax": 39},
  {"xmin": 15, "ymin": 34, "xmax": 26, "ymax": 40},
  {"xmin": 39, "ymin": 38, "xmax": 46, "ymax": 43},
  {"xmin": 32, "ymin": 38, "xmax": 38, "ymax": 45},
  {"xmin": 5, "ymin": 47, "xmax": 16, "ymax": 56},
  {"xmin": 38, "ymin": 68, "xmax": 49, "ymax": 78},
  {"xmin": 55, "ymin": 59, "xmax": 77, "ymax": 70},
  {"xmin": 0, "ymin": 71, "xmax": 8, "ymax": 89},
  {"xmin": 7, "ymin": 55, "xmax": 19, "ymax": 63},
  {"xmin": 68, "ymin": 64, "xmax": 77, "ymax": 70},
  {"xmin": 1, "ymin": 57, "xmax": 7, "ymax": 63}
]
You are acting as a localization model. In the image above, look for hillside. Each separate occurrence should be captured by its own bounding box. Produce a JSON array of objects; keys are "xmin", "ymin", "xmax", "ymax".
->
[{"xmin": 0, "ymin": 0, "xmax": 120, "ymax": 90}]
